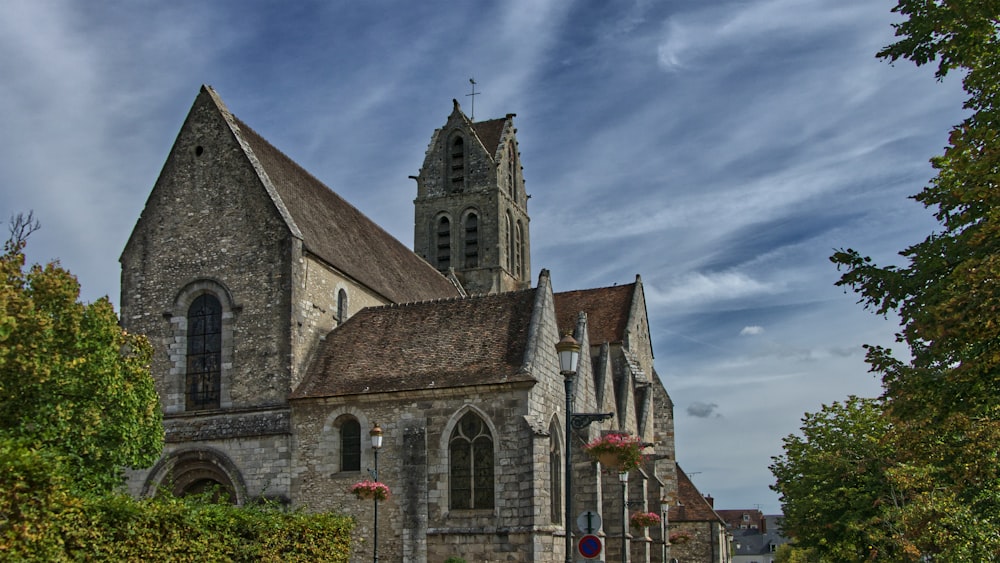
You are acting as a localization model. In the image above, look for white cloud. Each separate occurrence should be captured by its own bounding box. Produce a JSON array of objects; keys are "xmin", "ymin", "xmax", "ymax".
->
[
  {"xmin": 740, "ymin": 325, "xmax": 764, "ymax": 336},
  {"xmin": 646, "ymin": 271, "xmax": 781, "ymax": 309}
]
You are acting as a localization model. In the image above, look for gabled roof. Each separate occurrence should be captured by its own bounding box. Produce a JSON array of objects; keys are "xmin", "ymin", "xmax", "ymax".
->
[
  {"xmin": 554, "ymin": 283, "xmax": 635, "ymax": 345},
  {"xmin": 291, "ymin": 289, "xmax": 538, "ymax": 399},
  {"xmin": 211, "ymin": 86, "xmax": 460, "ymax": 304},
  {"xmin": 670, "ymin": 465, "xmax": 725, "ymax": 523}
]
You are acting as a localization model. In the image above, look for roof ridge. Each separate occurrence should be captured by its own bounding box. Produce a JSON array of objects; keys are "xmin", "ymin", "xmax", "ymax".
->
[
  {"xmin": 555, "ymin": 281, "xmax": 636, "ymax": 296},
  {"xmin": 366, "ymin": 287, "xmax": 536, "ymax": 311}
]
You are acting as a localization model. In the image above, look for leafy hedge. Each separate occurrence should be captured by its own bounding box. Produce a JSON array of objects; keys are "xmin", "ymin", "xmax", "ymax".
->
[{"xmin": 0, "ymin": 440, "xmax": 353, "ymax": 562}]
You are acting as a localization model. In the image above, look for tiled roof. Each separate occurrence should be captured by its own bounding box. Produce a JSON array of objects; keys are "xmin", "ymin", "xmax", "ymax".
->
[
  {"xmin": 670, "ymin": 465, "xmax": 724, "ymax": 523},
  {"xmin": 291, "ymin": 289, "xmax": 538, "ymax": 399},
  {"xmin": 471, "ymin": 117, "xmax": 507, "ymax": 157},
  {"xmin": 554, "ymin": 283, "xmax": 635, "ymax": 345},
  {"xmin": 227, "ymin": 105, "xmax": 460, "ymax": 304},
  {"xmin": 717, "ymin": 509, "xmax": 765, "ymax": 530}
]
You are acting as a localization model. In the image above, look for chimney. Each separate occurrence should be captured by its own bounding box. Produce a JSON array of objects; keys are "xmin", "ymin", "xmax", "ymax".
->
[{"xmin": 704, "ymin": 494, "xmax": 714, "ymax": 507}]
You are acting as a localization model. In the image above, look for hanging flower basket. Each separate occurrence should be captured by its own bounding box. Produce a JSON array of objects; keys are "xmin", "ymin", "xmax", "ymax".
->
[
  {"xmin": 629, "ymin": 511, "xmax": 661, "ymax": 529},
  {"xmin": 669, "ymin": 530, "xmax": 693, "ymax": 545},
  {"xmin": 350, "ymin": 480, "xmax": 390, "ymax": 501},
  {"xmin": 582, "ymin": 433, "xmax": 644, "ymax": 472}
]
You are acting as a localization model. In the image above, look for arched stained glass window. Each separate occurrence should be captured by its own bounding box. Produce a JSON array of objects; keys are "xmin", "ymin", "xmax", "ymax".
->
[
  {"xmin": 340, "ymin": 418, "xmax": 361, "ymax": 472},
  {"xmin": 450, "ymin": 412, "xmax": 494, "ymax": 509},
  {"xmin": 186, "ymin": 294, "xmax": 221, "ymax": 411}
]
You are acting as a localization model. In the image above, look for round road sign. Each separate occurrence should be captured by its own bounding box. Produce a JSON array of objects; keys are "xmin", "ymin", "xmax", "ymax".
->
[{"xmin": 578, "ymin": 534, "xmax": 602, "ymax": 559}]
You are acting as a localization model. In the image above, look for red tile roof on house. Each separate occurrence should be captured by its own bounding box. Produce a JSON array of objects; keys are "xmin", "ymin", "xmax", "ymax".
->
[
  {"xmin": 670, "ymin": 465, "xmax": 725, "ymax": 523},
  {"xmin": 554, "ymin": 283, "xmax": 635, "ymax": 345},
  {"xmin": 291, "ymin": 289, "xmax": 539, "ymax": 399},
  {"xmin": 210, "ymin": 87, "xmax": 460, "ymax": 305}
]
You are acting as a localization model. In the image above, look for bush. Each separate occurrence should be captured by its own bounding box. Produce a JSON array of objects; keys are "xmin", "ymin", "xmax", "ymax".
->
[{"xmin": 0, "ymin": 438, "xmax": 354, "ymax": 562}]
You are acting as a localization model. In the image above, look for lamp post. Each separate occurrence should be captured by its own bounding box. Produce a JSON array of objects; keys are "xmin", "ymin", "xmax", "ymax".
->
[
  {"xmin": 619, "ymin": 471, "xmax": 630, "ymax": 563},
  {"xmin": 660, "ymin": 498, "xmax": 670, "ymax": 563},
  {"xmin": 370, "ymin": 423, "xmax": 384, "ymax": 563},
  {"xmin": 556, "ymin": 334, "xmax": 581, "ymax": 563}
]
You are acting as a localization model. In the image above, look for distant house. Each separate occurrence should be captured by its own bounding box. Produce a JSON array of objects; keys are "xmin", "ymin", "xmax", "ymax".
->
[
  {"xmin": 720, "ymin": 509, "xmax": 790, "ymax": 563},
  {"xmin": 667, "ymin": 466, "xmax": 731, "ymax": 563}
]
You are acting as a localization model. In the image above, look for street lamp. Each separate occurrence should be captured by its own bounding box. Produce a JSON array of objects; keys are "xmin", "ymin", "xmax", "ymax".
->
[
  {"xmin": 660, "ymin": 498, "xmax": 670, "ymax": 563},
  {"xmin": 619, "ymin": 471, "xmax": 630, "ymax": 563},
  {"xmin": 370, "ymin": 423, "xmax": 384, "ymax": 563},
  {"xmin": 556, "ymin": 333, "xmax": 580, "ymax": 563}
]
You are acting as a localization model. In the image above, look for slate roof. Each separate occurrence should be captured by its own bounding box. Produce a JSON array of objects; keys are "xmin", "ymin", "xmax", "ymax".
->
[
  {"xmin": 291, "ymin": 289, "xmax": 538, "ymax": 399},
  {"xmin": 554, "ymin": 283, "xmax": 635, "ymax": 345},
  {"xmin": 670, "ymin": 465, "xmax": 725, "ymax": 523},
  {"xmin": 216, "ymin": 89, "xmax": 460, "ymax": 304},
  {"xmin": 471, "ymin": 117, "xmax": 508, "ymax": 158}
]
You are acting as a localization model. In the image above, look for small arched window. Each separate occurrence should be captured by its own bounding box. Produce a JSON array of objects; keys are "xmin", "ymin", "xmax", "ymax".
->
[
  {"xmin": 340, "ymin": 418, "xmax": 361, "ymax": 472},
  {"xmin": 505, "ymin": 212, "xmax": 514, "ymax": 272},
  {"xmin": 337, "ymin": 289, "xmax": 348, "ymax": 324},
  {"xmin": 186, "ymin": 294, "xmax": 221, "ymax": 411},
  {"xmin": 436, "ymin": 216, "xmax": 451, "ymax": 272},
  {"xmin": 507, "ymin": 143, "xmax": 517, "ymax": 202},
  {"xmin": 464, "ymin": 212, "xmax": 479, "ymax": 268},
  {"xmin": 549, "ymin": 422, "xmax": 562, "ymax": 523},
  {"xmin": 450, "ymin": 135, "xmax": 465, "ymax": 192},
  {"xmin": 450, "ymin": 411, "xmax": 494, "ymax": 509},
  {"xmin": 514, "ymin": 220, "xmax": 524, "ymax": 278}
]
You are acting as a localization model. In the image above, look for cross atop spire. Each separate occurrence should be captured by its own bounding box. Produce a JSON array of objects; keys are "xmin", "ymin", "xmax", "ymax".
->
[{"xmin": 466, "ymin": 78, "xmax": 480, "ymax": 120}]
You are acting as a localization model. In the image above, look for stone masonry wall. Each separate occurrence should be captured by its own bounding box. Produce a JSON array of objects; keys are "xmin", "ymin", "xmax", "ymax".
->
[
  {"xmin": 292, "ymin": 383, "xmax": 559, "ymax": 563},
  {"xmin": 292, "ymin": 253, "xmax": 388, "ymax": 389}
]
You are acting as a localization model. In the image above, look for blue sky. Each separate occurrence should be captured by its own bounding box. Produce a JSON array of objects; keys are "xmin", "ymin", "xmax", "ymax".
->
[{"xmin": 0, "ymin": 1, "xmax": 968, "ymax": 514}]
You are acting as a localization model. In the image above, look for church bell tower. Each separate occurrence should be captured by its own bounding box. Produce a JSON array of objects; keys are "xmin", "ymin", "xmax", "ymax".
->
[{"xmin": 413, "ymin": 100, "xmax": 530, "ymax": 295}]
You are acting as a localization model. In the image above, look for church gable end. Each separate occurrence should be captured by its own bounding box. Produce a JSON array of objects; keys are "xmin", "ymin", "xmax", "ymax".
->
[{"xmin": 121, "ymin": 85, "xmax": 297, "ymax": 413}]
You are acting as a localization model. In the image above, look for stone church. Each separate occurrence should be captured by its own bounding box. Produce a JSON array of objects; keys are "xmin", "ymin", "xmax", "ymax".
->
[{"xmin": 121, "ymin": 85, "xmax": 690, "ymax": 562}]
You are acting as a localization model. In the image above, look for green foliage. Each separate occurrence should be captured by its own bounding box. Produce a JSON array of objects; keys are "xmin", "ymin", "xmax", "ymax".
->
[
  {"xmin": 770, "ymin": 397, "xmax": 904, "ymax": 562},
  {"xmin": 828, "ymin": 1, "xmax": 1000, "ymax": 558},
  {"xmin": 773, "ymin": 542, "xmax": 819, "ymax": 563},
  {"xmin": 0, "ymin": 437, "xmax": 354, "ymax": 561},
  {"xmin": 0, "ymin": 237, "xmax": 163, "ymax": 494}
]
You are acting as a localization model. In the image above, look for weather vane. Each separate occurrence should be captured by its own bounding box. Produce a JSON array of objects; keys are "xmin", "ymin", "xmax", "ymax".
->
[{"xmin": 466, "ymin": 78, "xmax": 480, "ymax": 120}]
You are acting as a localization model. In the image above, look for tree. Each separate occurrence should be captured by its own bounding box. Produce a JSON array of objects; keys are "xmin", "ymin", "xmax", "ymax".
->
[
  {"xmin": 774, "ymin": 543, "xmax": 819, "ymax": 563},
  {"xmin": 0, "ymin": 225, "xmax": 163, "ymax": 494},
  {"xmin": 770, "ymin": 397, "xmax": 902, "ymax": 562},
  {"xmin": 830, "ymin": 1, "xmax": 1000, "ymax": 558}
]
